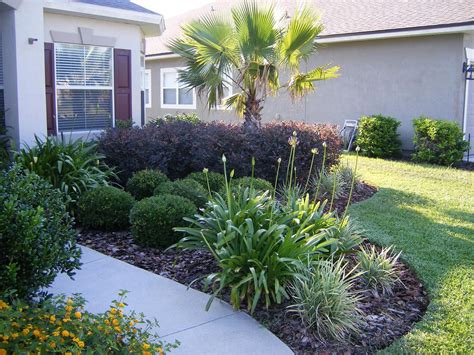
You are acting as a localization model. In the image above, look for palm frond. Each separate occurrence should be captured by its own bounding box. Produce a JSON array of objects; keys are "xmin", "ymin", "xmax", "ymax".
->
[
  {"xmin": 287, "ymin": 65, "xmax": 340, "ymax": 99},
  {"xmin": 279, "ymin": 7, "xmax": 323, "ymax": 69}
]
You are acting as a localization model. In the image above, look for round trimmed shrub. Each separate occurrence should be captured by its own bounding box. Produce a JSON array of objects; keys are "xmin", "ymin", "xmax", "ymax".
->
[
  {"xmin": 355, "ymin": 115, "xmax": 402, "ymax": 158},
  {"xmin": 77, "ymin": 186, "xmax": 135, "ymax": 231},
  {"xmin": 235, "ymin": 177, "xmax": 273, "ymax": 192},
  {"xmin": 186, "ymin": 171, "xmax": 225, "ymax": 193},
  {"xmin": 0, "ymin": 165, "xmax": 81, "ymax": 299},
  {"xmin": 130, "ymin": 194, "xmax": 197, "ymax": 248},
  {"xmin": 126, "ymin": 169, "xmax": 169, "ymax": 200},
  {"xmin": 154, "ymin": 179, "xmax": 208, "ymax": 207}
]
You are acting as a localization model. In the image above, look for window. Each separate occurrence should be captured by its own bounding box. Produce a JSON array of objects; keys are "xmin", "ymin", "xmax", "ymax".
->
[
  {"xmin": 55, "ymin": 43, "xmax": 113, "ymax": 132},
  {"xmin": 144, "ymin": 69, "xmax": 152, "ymax": 108},
  {"xmin": 160, "ymin": 68, "xmax": 195, "ymax": 109}
]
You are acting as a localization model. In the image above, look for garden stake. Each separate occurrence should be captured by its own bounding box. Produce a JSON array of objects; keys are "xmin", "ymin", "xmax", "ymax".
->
[
  {"xmin": 314, "ymin": 142, "xmax": 327, "ymax": 204},
  {"xmin": 343, "ymin": 146, "xmax": 360, "ymax": 219}
]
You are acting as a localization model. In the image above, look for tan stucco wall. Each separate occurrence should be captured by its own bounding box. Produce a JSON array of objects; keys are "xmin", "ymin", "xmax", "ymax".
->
[{"xmin": 146, "ymin": 34, "xmax": 466, "ymax": 148}]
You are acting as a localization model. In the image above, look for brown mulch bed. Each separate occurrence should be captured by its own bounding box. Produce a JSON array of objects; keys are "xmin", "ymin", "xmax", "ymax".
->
[{"xmin": 77, "ymin": 181, "xmax": 429, "ymax": 354}]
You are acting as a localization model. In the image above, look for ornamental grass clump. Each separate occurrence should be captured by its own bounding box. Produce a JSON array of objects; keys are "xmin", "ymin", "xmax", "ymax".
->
[
  {"xmin": 0, "ymin": 291, "xmax": 179, "ymax": 354},
  {"xmin": 288, "ymin": 259, "xmax": 363, "ymax": 342},
  {"xmin": 15, "ymin": 135, "xmax": 116, "ymax": 206},
  {"xmin": 357, "ymin": 245, "xmax": 401, "ymax": 296}
]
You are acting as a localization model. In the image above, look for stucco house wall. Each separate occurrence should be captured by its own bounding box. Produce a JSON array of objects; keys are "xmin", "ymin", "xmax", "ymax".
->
[{"xmin": 146, "ymin": 34, "xmax": 466, "ymax": 149}]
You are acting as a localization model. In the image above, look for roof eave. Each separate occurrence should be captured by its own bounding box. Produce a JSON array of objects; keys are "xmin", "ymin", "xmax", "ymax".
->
[
  {"xmin": 317, "ymin": 22, "xmax": 474, "ymax": 43},
  {"xmin": 43, "ymin": 1, "xmax": 165, "ymax": 37}
]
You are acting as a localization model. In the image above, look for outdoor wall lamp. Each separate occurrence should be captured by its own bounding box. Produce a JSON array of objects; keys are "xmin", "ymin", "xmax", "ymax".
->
[
  {"xmin": 28, "ymin": 37, "xmax": 38, "ymax": 45},
  {"xmin": 463, "ymin": 62, "xmax": 473, "ymax": 81}
]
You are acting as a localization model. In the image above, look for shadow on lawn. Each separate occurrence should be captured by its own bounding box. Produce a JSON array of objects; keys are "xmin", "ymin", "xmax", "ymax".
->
[{"xmin": 352, "ymin": 187, "xmax": 473, "ymax": 290}]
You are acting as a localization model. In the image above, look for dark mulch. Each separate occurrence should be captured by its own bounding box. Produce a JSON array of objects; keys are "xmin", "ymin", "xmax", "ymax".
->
[{"xmin": 77, "ymin": 181, "xmax": 429, "ymax": 354}]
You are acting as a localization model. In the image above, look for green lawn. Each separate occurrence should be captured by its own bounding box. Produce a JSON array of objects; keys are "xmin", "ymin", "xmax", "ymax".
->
[{"xmin": 344, "ymin": 156, "xmax": 474, "ymax": 353}]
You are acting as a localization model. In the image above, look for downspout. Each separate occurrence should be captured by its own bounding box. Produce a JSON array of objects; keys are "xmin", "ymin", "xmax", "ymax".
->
[{"xmin": 463, "ymin": 48, "xmax": 473, "ymax": 135}]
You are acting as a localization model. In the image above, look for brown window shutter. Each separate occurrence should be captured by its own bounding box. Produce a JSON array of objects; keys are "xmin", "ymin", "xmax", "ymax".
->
[
  {"xmin": 44, "ymin": 43, "xmax": 56, "ymax": 136},
  {"xmin": 114, "ymin": 48, "xmax": 132, "ymax": 121}
]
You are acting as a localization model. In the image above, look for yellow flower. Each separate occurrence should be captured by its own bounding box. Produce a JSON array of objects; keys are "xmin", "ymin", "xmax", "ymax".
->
[
  {"xmin": 50, "ymin": 315, "xmax": 56, "ymax": 323},
  {"xmin": 0, "ymin": 349, "xmax": 6, "ymax": 355},
  {"xmin": 109, "ymin": 308, "xmax": 117, "ymax": 315},
  {"xmin": 52, "ymin": 331, "xmax": 60, "ymax": 337},
  {"xmin": 118, "ymin": 302, "xmax": 125, "ymax": 308},
  {"xmin": 74, "ymin": 312, "xmax": 82, "ymax": 319},
  {"xmin": 11, "ymin": 322, "xmax": 19, "ymax": 328},
  {"xmin": 65, "ymin": 352, "xmax": 72, "ymax": 355},
  {"xmin": 112, "ymin": 319, "xmax": 119, "ymax": 326},
  {"xmin": 33, "ymin": 329, "xmax": 41, "ymax": 337},
  {"xmin": 65, "ymin": 305, "xmax": 73, "ymax": 312},
  {"xmin": 11, "ymin": 333, "xmax": 19, "ymax": 339},
  {"xmin": 0, "ymin": 300, "xmax": 9, "ymax": 310},
  {"xmin": 114, "ymin": 326, "xmax": 121, "ymax": 333},
  {"xmin": 66, "ymin": 298, "xmax": 73, "ymax": 305},
  {"xmin": 22, "ymin": 328, "xmax": 30, "ymax": 335},
  {"xmin": 157, "ymin": 348, "xmax": 163, "ymax": 355},
  {"xmin": 104, "ymin": 320, "xmax": 110, "ymax": 325},
  {"xmin": 2, "ymin": 336, "xmax": 8, "ymax": 341},
  {"xmin": 78, "ymin": 341, "xmax": 85, "ymax": 348},
  {"xmin": 61, "ymin": 330, "xmax": 69, "ymax": 337},
  {"xmin": 142, "ymin": 343, "xmax": 151, "ymax": 350},
  {"xmin": 143, "ymin": 352, "xmax": 151, "ymax": 355},
  {"xmin": 49, "ymin": 341, "xmax": 57, "ymax": 348}
]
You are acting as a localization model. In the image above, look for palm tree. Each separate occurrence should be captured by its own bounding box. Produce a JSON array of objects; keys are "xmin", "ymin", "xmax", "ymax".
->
[{"xmin": 169, "ymin": 1, "xmax": 340, "ymax": 129}]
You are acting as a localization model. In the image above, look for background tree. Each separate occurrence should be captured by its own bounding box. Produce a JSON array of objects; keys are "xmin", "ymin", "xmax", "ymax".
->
[{"xmin": 169, "ymin": 1, "xmax": 340, "ymax": 129}]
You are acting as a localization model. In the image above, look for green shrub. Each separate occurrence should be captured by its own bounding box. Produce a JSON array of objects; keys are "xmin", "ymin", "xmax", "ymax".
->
[
  {"xmin": 154, "ymin": 179, "xmax": 208, "ymax": 208},
  {"xmin": 130, "ymin": 194, "xmax": 196, "ymax": 248},
  {"xmin": 356, "ymin": 114, "xmax": 402, "ymax": 158},
  {"xmin": 77, "ymin": 186, "xmax": 135, "ymax": 231},
  {"xmin": 0, "ymin": 165, "xmax": 81, "ymax": 299},
  {"xmin": 187, "ymin": 171, "xmax": 225, "ymax": 193},
  {"xmin": 412, "ymin": 116, "xmax": 469, "ymax": 166},
  {"xmin": 175, "ymin": 186, "xmax": 353, "ymax": 313},
  {"xmin": 357, "ymin": 245, "xmax": 401, "ymax": 296},
  {"xmin": 148, "ymin": 113, "xmax": 201, "ymax": 126},
  {"xmin": 126, "ymin": 169, "xmax": 169, "ymax": 200},
  {"xmin": 289, "ymin": 259, "xmax": 362, "ymax": 341},
  {"xmin": 0, "ymin": 292, "xmax": 179, "ymax": 354},
  {"xmin": 15, "ymin": 135, "xmax": 115, "ymax": 205},
  {"xmin": 234, "ymin": 176, "xmax": 273, "ymax": 192}
]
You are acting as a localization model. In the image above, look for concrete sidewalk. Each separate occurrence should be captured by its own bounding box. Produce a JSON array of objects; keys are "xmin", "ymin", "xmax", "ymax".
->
[{"xmin": 49, "ymin": 246, "xmax": 293, "ymax": 355}]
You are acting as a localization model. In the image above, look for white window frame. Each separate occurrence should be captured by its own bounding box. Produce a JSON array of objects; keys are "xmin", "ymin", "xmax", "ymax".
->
[
  {"xmin": 160, "ymin": 67, "xmax": 196, "ymax": 109},
  {"xmin": 54, "ymin": 43, "xmax": 115, "ymax": 134},
  {"xmin": 144, "ymin": 69, "xmax": 152, "ymax": 108}
]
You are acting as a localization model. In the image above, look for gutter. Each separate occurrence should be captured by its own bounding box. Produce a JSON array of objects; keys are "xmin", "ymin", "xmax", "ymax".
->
[{"xmin": 43, "ymin": 0, "xmax": 165, "ymax": 37}]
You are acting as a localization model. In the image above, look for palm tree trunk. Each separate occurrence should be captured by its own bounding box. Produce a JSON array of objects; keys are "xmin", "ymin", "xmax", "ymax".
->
[{"xmin": 243, "ymin": 97, "xmax": 263, "ymax": 130}]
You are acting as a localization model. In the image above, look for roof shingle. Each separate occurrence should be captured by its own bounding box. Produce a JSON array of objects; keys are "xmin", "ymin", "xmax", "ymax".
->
[
  {"xmin": 75, "ymin": 0, "xmax": 157, "ymax": 14},
  {"xmin": 146, "ymin": 0, "xmax": 474, "ymax": 55}
]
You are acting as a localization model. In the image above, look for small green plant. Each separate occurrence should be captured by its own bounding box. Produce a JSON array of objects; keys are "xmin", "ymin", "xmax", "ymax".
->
[
  {"xmin": 356, "ymin": 114, "xmax": 402, "ymax": 158},
  {"xmin": 130, "ymin": 194, "xmax": 196, "ymax": 248},
  {"xmin": 324, "ymin": 216, "xmax": 365, "ymax": 255},
  {"xmin": 312, "ymin": 169, "xmax": 343, "ymax": 201},
  {"xmin": 288, "ymin": 259, "xmax": 363, "ymax": 341},
  {"xmin": 15, "ymin": 135, "xmax": 115, "ymax": 205},
  {"xmin": 357, "ymin": 245, "xmax": 401, "ymax": 296},
  {"xmin": 148, "ymin": 113, "xmax": 201, "ymax": 126},
  {"xmin": 115, "ymin": 119, "xmax": 134, "ymax": 129},
  {"xmin": 0, "ymin": 165, "xmax": 81, "ymax": 299},
  {"xmin": 0, "ymin": 291, "xmax": 179, "ymax": 354},
  {"xmin": 154, "ymin": 179, "xmax": 208, "ymax": 208},
  {"xmin": 77, "ymin": 186, "xmax": 135, "ymax": 231},
  {"xmin": 234, "ymin": 176, "xmax": 274, "ymax": 193},
  {"xmin": 126, "ymin": 169, "xmax": 169, "ymax": 200},
  {"xmin": 186, "ymin": 171, "xmax": 225, "ymax": 193},
  {"xmin": 412, "ymin": 116, "xmax": 469, "ymax": 166}
]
